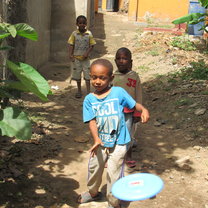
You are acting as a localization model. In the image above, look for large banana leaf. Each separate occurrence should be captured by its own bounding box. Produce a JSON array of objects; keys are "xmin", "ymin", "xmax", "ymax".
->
[
  {"xmin": 4, "ymin": 81, "xmax": 30, "ymax": 92},
  {"xmin": 199, "ymin": 0, "xmax": 208, "ymax": 8},
  {"xmin": 172, "ymin": 13, "xmax": 205, "ymax": 25},
  {"xmin": 6, "ymin": 60, "xmax": 51, "ymax": 101},
  {"xmin": 0, "ymin": 33, "xmax": 10, "ymax": 39},
  {"xmin": 0, "ymin": 23, "xmax": 10, "ymax": 38},
  {"xmin": 0, "ymin": 23, "xmax": 38, "ymax": 41},
  {"xmin": 0, "ymin": 88, "xmax": 16, "ymax": 99},
  {"xmin": 7, "ymin": 25, "xmax": 17, "ymax": 38},
  {"xmin": 0, "ymin": 45, "xmax": 14, "ymax": 51},
  {"xmin": 15, "ymin": 23, "xmax": 38, "ymax": 41},
  {"xmin": 0, "ymin": 107, "xmax": 32, "ymax": 140}
]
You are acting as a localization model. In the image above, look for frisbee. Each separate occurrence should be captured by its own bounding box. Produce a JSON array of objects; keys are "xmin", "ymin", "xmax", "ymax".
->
[{"xmin": 111, "ymin": 173, "xmax": 164, "ymax": 201}]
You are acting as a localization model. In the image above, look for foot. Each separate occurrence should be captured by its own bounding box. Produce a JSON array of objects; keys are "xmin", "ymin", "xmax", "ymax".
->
[
  {"xmin": 126, "ymin": 160, "xmax": 136, "ymax": 168},
  {"xmin": 108, "ymin": 204, "xmax": 121, "ymax": 208},
  {"xmin": 77, "ymin": 191, "xmax": 102, "ymax": 204}
]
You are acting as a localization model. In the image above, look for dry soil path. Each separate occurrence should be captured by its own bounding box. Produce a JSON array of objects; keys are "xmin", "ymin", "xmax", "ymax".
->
[{"xmin": 31, "ymin": 12, "xmax": 208, "ymax": 208}]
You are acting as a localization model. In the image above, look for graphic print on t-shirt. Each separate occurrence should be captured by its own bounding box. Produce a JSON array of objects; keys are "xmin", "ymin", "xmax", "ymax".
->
[{"xmin": 92, "ymin": 98, "xmax": 121, "ymax": 147}]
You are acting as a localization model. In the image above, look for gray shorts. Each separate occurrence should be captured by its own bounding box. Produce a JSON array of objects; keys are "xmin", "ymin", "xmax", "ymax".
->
[{"xmin": 71, "ymin": 58, "xmax": 90, "ymax": 81}]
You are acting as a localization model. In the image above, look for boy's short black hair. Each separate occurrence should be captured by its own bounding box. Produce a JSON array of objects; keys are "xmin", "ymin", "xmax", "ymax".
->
[
  {"xmin": 91, "ymin": 59, "xmax": 113, "ymax": 76},
  {"xmin": 116, "ymin": 47, "xmax": 132, "ymax": 59},
  {"xmin": 76, "ymin": 15, "xmax": 87, "ymax": 23}
]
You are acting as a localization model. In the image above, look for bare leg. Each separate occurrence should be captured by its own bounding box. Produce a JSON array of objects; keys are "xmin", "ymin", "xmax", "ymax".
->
[
  {"xmin": 75, "ymin": 80, "xmax": 82, "ymax": 98},
  {"xmin": 85, "ymin": 80, "xmax": 90, "ymax": 94}
]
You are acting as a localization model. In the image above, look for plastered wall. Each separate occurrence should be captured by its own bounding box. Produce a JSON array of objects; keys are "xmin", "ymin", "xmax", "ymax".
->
[
  {"xmin": 128, "ymin": 0, "xmax": 189, "ymax": 22},
  {"xmin": 26, "ymin": 0, "xmax": 51, "ymax": 68},
  {"xmin": 1, "ymin": 0, "xmax": 94, "ymax": 67},
  {"xmin": 50, "ymin": 0, "xmax": 94, "ymax": 63}
]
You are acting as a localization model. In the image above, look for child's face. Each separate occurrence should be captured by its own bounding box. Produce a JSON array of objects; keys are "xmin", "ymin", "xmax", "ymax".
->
[
  {"xmin": 76, "ymin": 18, "xmax": 87, "ymax": 33},
  {"xmin": 90, "ymin": 64, "xmax": 114, "ymax": 94},
  {"xmin": 115, "ymin": 51, "xmax": 132, "ymax": 74}
]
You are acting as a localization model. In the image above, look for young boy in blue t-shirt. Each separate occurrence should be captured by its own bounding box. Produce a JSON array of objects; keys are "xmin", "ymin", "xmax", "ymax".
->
[{"xmin": 79, "ymin": 58, "xmax": 149, "ymax": 208}]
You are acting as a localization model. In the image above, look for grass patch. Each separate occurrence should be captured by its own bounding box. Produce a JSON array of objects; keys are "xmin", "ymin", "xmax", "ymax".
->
[
  {"xmin": 147, "ymin": 48, "xmax": 160, "ymax": 56},
  {"xmin": 170, "ymin": 35, "xmax": 196, "ymax": 51},
  {"xmin": 146, "ymin": 45, "xmax": 161, "ymax": 56},
  {"xmin": 168, "ymin": 60, "xmax": 208, "ymax": 80},
  {"xmin": 171, "ymin": 57, "xmax": 178, "ymax": 65},
  {"xmin": 201, "ymin": 90, "xmax": 208, "ymax": 95},
  {"xmin": 147, "ymin": 23, "xmax": 174, "ymax": 29},
  {"xmin": 175, "ymin": 98, "xmax": 193, "ymax": 106},
  {"xmin": 138, "ymin": 65, "xmax": 152, "ymax": 72}
]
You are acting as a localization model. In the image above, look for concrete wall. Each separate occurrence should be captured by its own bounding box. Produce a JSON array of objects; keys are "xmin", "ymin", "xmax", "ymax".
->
[
  {"xmin": 50, "ymin": 0, "xmax": 94, "ymax": 63},
  {"xmin": 4, "ymin": 0, "xmax": 51, "ymax": 69},
  {"xmin": 138, "ymin": 0, "xmax": 189, "ymax": 22},
  {"xmin": 1, "ymin": 0, "xmax": 94, "ymax": 67},
  {"xmin": 25, "ymin": 0, "xmax": 51, "ymax": 68}
]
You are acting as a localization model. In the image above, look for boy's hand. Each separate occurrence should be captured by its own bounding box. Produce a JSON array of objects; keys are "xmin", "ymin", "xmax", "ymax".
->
[
  {"xmin": 89, "ymin": 137, "xmax": 103, "ymax": 157},
  {"xmin": 133, "ymin": 110, "xmax": 141, "ymax": 123},
  {"xmin": 69, "ymin": 55, "xmax": 75, "ymax": 62},
  {"xmin": 141, "ymin": 108, "xmax": 150, "ymax": 123},
  {"xmin": 133, "ymin": 116, "xmax": 141, "ymax": 123},
  {"xmin": 83, "ymin": 52, "xmax": 88, "ymax": 59}
]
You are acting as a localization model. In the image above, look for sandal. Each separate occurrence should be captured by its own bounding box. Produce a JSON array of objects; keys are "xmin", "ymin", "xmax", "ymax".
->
[
  {"xmin": 77, "ymin": 191, "xmax": 102, "ymax": 204},
  {"xmin": 108, "ymin": 204, "xmax": 121, "ymax": 208},
  {"xmin": 126, "ymin": 160, "xmax": 136, "ymax": 168},
  {"xmin": 75, "ymin": 92, "xmax": 82, "ymax": 98}
]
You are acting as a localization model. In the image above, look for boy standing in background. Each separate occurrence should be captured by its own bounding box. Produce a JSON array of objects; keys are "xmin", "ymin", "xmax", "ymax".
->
[
  {"xmin": 68, "ymin": 15, "xmax": 96, "ymax": 98},
  {"xmin": 113, "ymin": 47, "xmax": 142, "ymax": 168}
]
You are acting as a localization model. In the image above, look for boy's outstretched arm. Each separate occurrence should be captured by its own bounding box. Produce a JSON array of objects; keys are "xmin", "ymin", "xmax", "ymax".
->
[
  {"xmin": 89, "ymin": 118, "xmax": 103, "ymax": 157},
  {"xmin": 135, "ymin": 103, "xmax": 150, "ymax": 123}
]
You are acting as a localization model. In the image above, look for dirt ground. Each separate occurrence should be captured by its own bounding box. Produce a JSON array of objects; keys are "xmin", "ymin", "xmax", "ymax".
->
[{"xmin": 0, "ymin": 12, "xmax": 208, "ymax": 208}]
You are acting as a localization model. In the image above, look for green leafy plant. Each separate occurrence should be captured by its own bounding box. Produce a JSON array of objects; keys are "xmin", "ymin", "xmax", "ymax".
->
[
  {"xmin": 172, "ymin": 0, "xmax": 208, "ymax": 33},
  {"xmin": 169, "ymin": 60, "xmax": 208, "ymax": 80},
  {"xmin": 201, "ymin": 90, "xmax": 208, "ymax": 95},
  {"xmin": 179, "ymin": 60, "xmax": 208, "ymax": 80},
  {"xmin": 175, "ymin": 98, "xmax": 193, "ymax": 106},
  {"xmin": 0, "ymin": 22, "xmax": 52, "ymax": 140},
  {"xmin": 170, "ymin": 35, "xmax": 196, "ymax": 51},
  {"xmin": 172, "ymin": 57, "xmax": 178, "ymax": 65},
  {"xmin": 137, "ymin": 64, "xmax": 151, "ymax": 72},
  {"xmin": 147, "ymin": 47, "xmax": 160, "ymax": 56}
]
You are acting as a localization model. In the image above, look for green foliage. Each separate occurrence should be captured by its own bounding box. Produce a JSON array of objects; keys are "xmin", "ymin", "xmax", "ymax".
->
[
  {"xmin": 172, "ymin": 0, "xmax": 208, "ymax": 33},
  {"xmin": 6, "ymin": 60, "xmax": 51, "ymax": 101},
  {"xmin": 172, "ymin": 13, "xmax": 205, "ymax": 25},
  {"xmin": 170, "ymin": 36, "xmax": 196, "ymax": 51},
  {"xmin": 0, "ymin": 23, "xmax": 38, "ymax": 40},
  {"xmin": 172, "ymin": 57, "xmax": 178, "ymax": 65},
  {"xmin": 0, "ymin": 107, "xmax": 31, "ymax": 140},
  {"xmin": 175, "ymin": 98, "xmax": 193, "ymax": 106},
  {"xmin": 0, "ymin": 22, "xmax": 51, "ymax": 140},
  {"xmin": 137, "ymin": 64, "xmax": 151, "ymax": 72},
  {"xmin": 180, "ymin": 61, "xmax": 208, "ymax": 80},
  {"xmin": 169, "ymin": 60, "xmax": 208, "ymax": 80},
  {"xmin": 201, "ymin": 90, "xmax": 208, "ymax": 95},
  {"xmin": 147, "ymin": 47, "xmax": 160, "ymax": 56},
  {"xmin": 199, "ymin": 0, "xmax": 208, "ymax": 8}
]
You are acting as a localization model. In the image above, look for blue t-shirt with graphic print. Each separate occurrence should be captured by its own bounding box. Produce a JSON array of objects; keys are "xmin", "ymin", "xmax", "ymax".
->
[{"xmin": 83, "ymin": 86, "xmax": 136, "ymax": 147}]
